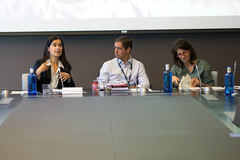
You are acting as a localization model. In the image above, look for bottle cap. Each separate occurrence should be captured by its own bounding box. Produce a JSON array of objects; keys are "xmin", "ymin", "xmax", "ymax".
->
[
  {"xmin": 165, "ymin": 64, "xmax": 169, "ymax": 70},
  {"xmin": 92, "ymin": 80, "xmax": 98, "ymax": 83},
  {"xmin": 30, "ymin": 67, "xmax": 34, "ymax": 73},
  {"xmin": 227, "ymin": 66, "xmax": 231, "ymax": 73}
]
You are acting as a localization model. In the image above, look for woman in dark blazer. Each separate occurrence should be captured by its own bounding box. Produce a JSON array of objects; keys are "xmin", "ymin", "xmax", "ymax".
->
[{"xmin": 34, "ymin": 36, "xmax": 75, "ymax": 92}]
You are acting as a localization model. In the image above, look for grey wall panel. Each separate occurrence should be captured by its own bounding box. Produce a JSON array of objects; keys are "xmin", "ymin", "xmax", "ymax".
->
[{"xmin": 0, "ymin": 33, "xmax": 239, "ymax": 90}]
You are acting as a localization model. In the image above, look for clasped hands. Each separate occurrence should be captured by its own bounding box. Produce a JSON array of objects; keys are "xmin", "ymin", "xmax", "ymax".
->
[{"xmin": 172, "ymin": 76, "xmax": 200, "ymax": 87}]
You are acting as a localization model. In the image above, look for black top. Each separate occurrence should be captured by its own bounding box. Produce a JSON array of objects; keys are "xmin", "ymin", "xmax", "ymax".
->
[{"xmin": 34, "ymin": 59, "xmax": 75, "ymax": 92}]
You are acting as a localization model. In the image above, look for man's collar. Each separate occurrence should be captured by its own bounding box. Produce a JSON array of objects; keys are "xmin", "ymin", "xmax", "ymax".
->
[{"xmin": 118, "ymin": 57, "xmax": 132, "ymax": 65}]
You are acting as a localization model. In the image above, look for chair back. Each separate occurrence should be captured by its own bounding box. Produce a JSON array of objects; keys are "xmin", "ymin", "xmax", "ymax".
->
[
  {"xmin": 22, "ymin": 73, "xmax": 29, "ymax": 91},
  {"xmin": 211, "ymin": 71, "xmax": 218, "ymax": 86}
]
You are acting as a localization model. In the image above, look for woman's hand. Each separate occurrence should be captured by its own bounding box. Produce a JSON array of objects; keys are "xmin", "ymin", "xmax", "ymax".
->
[
  {"xmin": 36, "ymin": 62, "xmax": 50, "ymax": 79},
  {"xmin": 172, "ymin": 75, "xmax": 180, "ymax": 86},
  {"xmin": 59, "ymin": 72, "xmax": 71, "ymax": 82},
  {"xmin": 191, "ymin": 78, "xmax": 200, "ymax": 87}
]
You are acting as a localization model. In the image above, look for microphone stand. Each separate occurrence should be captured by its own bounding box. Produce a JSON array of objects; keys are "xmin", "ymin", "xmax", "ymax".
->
[
  {"xmin": 234, "ymin": 61, "xmax": 237, "ymax": 83},
  {"xmin": 58, "ymin": 69, "xmax": 64, "ymax": 88},
  {"xmin": 195, "ymin": 64, "xmax": 202, "ymax": 94}
]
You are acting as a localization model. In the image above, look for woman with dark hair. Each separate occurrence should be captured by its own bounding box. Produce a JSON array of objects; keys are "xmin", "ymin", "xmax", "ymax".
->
[
  {"xmin": 171, "ymin": 39, "xmax": 214, "ymax": 87},
  {"xmin": 34, "ymin": 36, "xmax": 75, "ymax": 92}
]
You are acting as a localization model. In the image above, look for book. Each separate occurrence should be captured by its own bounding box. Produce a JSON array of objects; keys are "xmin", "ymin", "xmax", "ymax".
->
[{"xmin": 110, "ymin": 84, "xmax": 129, "ymax": 91}]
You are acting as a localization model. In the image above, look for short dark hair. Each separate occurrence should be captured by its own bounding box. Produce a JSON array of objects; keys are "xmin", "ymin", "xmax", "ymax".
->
[
  {"xmin": 171, "ymin": 39, "xmax": 197, "ymax": 67},
  {"xmin": 115, "ymin": 36, "xmax": 133, "ymax": 52},
  {"xmin": 42, "ymin": 36, "xmax": 72, "ymax": 70}
]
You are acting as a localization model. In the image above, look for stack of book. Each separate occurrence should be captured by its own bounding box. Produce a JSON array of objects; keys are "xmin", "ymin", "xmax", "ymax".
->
[{"xmin": 110, "ymin": 84, "xmax": 129, "ymax": 91}]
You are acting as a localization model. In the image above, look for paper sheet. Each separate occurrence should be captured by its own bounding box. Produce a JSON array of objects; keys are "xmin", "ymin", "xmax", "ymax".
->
[{"xmin": 0, "ymin": 98, "xmax": 14, "ymax": 104}]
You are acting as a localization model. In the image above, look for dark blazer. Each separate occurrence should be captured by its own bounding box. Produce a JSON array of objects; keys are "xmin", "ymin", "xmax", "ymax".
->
[{"xmin": 34, "ymin": 59, "xmax": 75, "ymax": 92}]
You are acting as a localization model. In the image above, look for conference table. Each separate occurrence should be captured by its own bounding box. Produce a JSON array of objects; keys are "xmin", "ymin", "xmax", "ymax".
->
[{"xmin": 0, "ymin": 89, "xmax": 240, "ymax": 160}]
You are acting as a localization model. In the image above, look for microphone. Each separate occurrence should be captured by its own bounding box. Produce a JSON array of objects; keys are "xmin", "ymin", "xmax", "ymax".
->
[
  {"xmin": 57, "ymin": 68, "xmax": 64, "ymax": 88},
  {"xmin": 234, "ymin": 61, "xmax": 237, "ymax": 78},
  {"xmin": 132, "ymin": 74, "xmax": 138, "ymax": 87},
  {"xmin": 129, "ymin": 61, "xmax": 139, "ymax": 88},
  {"xmin": 195, "ymin": 64, "xmax": 202, "ymax": 92}
]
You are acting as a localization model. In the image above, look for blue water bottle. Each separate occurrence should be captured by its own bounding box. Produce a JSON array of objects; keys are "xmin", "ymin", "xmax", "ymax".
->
[
  {"xmin": 28, "ymin": 67, "xmax": 37, "ymax": 95},
  {"xmin": 225, "ymin": 66, "xmax": 234, "ymax": 95},
  {"xmin": 164, "ymin": 64, "xmax": 172, "ymax": 93}
]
